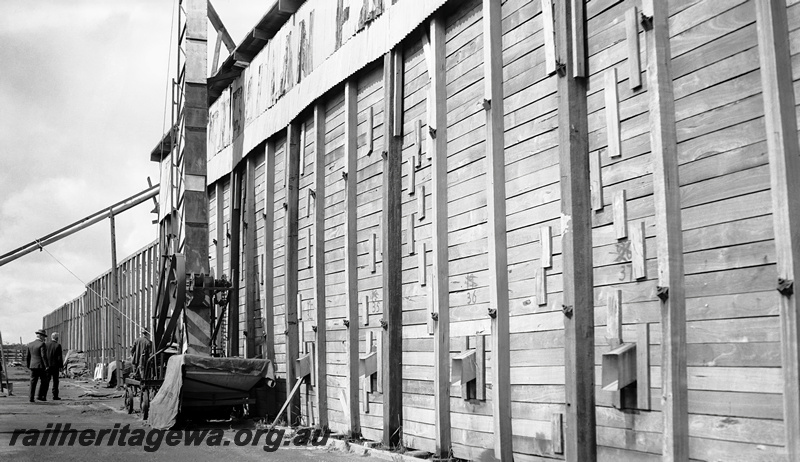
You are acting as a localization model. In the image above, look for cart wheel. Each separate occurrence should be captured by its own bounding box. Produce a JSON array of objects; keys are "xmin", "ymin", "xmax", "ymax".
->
[
  {"xmin": 142, "ymin": 388, "xmax": 150, "ymax": 421},
  {"xmin": 124, "ymin": 388, "xmax": 134, "ymax": 414}
]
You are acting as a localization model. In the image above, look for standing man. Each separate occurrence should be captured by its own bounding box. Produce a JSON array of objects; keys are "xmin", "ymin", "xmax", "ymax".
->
[
  {"xmin": 45, "ymin": 332, "xmax": 63, "ymax": 400},
  {"xmin": 25, "ymin": 329, "xmax": 49, "ymax": 402},
  {"xmin": 131, "ymin": 330, "xmax": 152, "ymax": 380}
]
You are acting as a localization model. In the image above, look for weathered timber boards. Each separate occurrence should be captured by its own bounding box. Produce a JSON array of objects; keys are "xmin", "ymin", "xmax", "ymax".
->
[
  {"xmin": 755, "ymin": 0, "xmax": 800, "ymax": 458},
  {"xmin": 644, "ymin": 0, "xmax": 689, "ymax": 459},
  {"xmin": 556, "ymin": 0, "xmax": 596, "ymax": 460}
]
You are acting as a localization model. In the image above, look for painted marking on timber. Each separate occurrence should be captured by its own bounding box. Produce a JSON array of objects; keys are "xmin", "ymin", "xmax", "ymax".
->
[
  {"xmin": 371, "ymin": 290, "xmax": 380, "ymax": 314},
  {"xmin": 613, "ymin": 240, "xmax": 632, "ymax": 264}
]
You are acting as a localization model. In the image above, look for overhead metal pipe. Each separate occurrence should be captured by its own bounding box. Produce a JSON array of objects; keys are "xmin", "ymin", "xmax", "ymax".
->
[{"xmin": 0, "ymin": 185, "xmax": 159, "ymax": 267}]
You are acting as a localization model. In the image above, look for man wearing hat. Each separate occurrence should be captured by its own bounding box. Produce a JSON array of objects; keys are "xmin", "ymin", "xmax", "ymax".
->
[
  {"xmin": 130, "ymin": 329, "xmax": 152, "ymax": 380},
  {"xmin": 45, "ymin": 332, "xmax": 63, "ymax": 400},
  {"xmin": 25, "ymin": 329, "xmax": 49, "ymax": 402}
]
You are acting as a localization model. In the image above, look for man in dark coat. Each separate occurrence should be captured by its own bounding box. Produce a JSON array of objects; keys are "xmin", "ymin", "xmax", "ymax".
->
[
  {"xmin": 130, "ymin": 330, "xmax": 152, "ymax": 380},
  {"xmin": 45, "ymin": 332, "xmax": 63, "ymax": 400},
  {"xmin": 26, "ymin": 329, "xmax": 49, "ymax": 402}
]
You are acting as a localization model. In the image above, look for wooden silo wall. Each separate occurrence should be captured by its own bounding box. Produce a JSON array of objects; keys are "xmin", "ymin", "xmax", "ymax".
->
[
  {"xmin": 253, "ymin": 149, "xmax": 266, "ymax": 358},
  {"xmin": 272, "ymin": 135, "xmax": 288, "ymax": 398},
  {"xmin": 400, "ymin": 34, "xmax": 437, "ymax": 454},
  {"xmin": 296, "ymin": 112, "xmax": 317, "ymax": 426},
  {"xmin": 42, "ymin": 0, "xmax": 799, "ymax": 459},
  {"xmin": 323, "ymin": 90, "xmax": 348, "ymax": 433}
]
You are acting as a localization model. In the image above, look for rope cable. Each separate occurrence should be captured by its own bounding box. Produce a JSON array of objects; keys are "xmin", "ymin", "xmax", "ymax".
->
[{"xmin": 40, "ymin": 246, "xmax": 150, "ymax": 335}]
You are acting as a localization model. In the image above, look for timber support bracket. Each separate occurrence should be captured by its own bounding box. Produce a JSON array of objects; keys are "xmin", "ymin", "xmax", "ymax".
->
[
  {"xmin": 778, "ymin": 278, "xmax": 794, "ymax": 297},
  {"xmin": 656, "ymin": 286, "xmax": 669, "ymax": 301}
]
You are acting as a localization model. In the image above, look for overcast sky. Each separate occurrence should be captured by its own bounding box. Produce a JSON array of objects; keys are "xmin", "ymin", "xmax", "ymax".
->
[{"xmin": 0, "ymin": 0, "xmax": 262, "ymax": 346}]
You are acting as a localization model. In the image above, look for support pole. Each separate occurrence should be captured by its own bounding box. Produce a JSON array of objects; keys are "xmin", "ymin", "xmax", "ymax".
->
[
  {"xmin": 643, "ymin": 0, "xmax": 688, "ymax": 459},
  {"xmin": 285, "ymin": 122, "xmax": 302, "ymax": 426},
  {"xmin": 312, "ymin": 103, "xmax": 328, "ymax": 429},
  {"xmin": 263, "ymin": 141, "xmax": 276, "ymax": 364},
  {"xmin": 244, "ymin": 157, "xmax": 257, "ymax": 358},
  {"xmin": 427, "ymin": 14, "xmax": 451, "ymax": 457},
  {"xmin": 214, "ymin": 181, "xmax": 225, "ymax": 354},
  {"xmin": 381, "ymin": 48, "xmax": 403, "ymax": 447},
  {"xmin": 755, "ymin": 0, "xmax": 800, "ymax": 458},
  {"xmin": 229, "ymin": 169, "xmax": 242, "ymax": 356},
  {"xmin": 482, "ymin": 0, "xmax": 512, "ymax": 459},
  {"xmin": 344, "ymin": 80, "xmax": 361, "ymax": 437},
  {"xmin": 555, "ymin": 0, "xmax": 596, "ymax": 460}
]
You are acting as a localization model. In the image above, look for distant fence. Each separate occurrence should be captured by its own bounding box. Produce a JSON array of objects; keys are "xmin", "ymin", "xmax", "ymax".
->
[{"xmin": 42, "ymin": 241, "xmax": 158, "ymax": 373}]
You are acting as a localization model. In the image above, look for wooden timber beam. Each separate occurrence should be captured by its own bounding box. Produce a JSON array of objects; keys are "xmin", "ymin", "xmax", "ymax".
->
[
  {"xmin": 228, "ymin": 169, "xmax": 242, "ymax": 356},
  {"xmin": 312, "ymin": 102, "xmax": 328, "ymax": 429},
  {"xmin": 207, "ymin": 0, "xmax": 236, "ymax": 53},
  {"xmin": 109, "ymin": 213, "xmax": 123, "ymax": 387},
  {"xmin": 244, "ymin": 156, "xmax": 257, "ymax": 358},
  {"xmin": 483, "ymin": 0, "xmax": 512, "ymax": 459},
  {"xmin": 344, "ymin": 80, "xmax": 362, "ymax": 437},
  {"xmin": 381, "ymin": 48, "xmax": 403, "ymax": 447},
  {"xmin": 263, "ymin": 141, "xmax": 277, "ymax": 364},
  {"xmin": 214, "ymin": 182, "xmax": 225, "ymax": 353},
  {"xmin": 642, "ymin": 0, "xmax": 689, "ymax": 459},
  {"xmin": 555, "ymin": 0, "xmax": 596, "ymax": 460},
  {"xmin": 427, "ymin": 14, "xmax": 451, "ymax": 458},
  {"xmin": 755, "ymin": 0, "xmax": 800, "ymax": 458},
  {"xmin": 285, "ymin": 123, "xmax": 302, "ymax": 425}
]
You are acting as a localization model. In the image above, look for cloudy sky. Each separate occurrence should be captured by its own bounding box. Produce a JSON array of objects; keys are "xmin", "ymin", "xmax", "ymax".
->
[{"xmin": 0, "ymin": 0, "xmax": 262, "ymax": 346}]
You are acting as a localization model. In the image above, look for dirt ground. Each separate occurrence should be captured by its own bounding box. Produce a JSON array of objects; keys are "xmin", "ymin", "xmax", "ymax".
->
[{"xmin": 0, "ymin": 366, "xmax": 379, "ymax": 462}]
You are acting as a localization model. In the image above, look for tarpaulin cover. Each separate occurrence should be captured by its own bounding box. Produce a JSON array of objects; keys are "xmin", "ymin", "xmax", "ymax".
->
[{"xmin": 148, "ymin": 354, "xmax": 274, "ymax": 429}]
